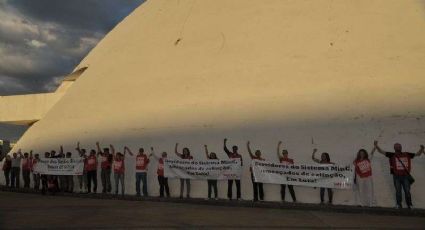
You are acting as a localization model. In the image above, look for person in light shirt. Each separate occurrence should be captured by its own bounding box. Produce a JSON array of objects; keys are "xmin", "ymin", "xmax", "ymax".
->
[{"xmin": 277, "ymin": 141, "xmax": 296, "ymax": 202}]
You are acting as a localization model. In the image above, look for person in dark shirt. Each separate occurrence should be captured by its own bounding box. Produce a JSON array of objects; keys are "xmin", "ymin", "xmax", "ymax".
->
[
  {"xmin": 224, "ymin": 138, "xmax": 243, "ymax": 200},
  {"xmin": 374, "ymin": 141, "xmax": 423, "ymax": 209},
  {"xmin": 204, "ymin": 144, "xmax": 219, "ymax": 200},
  {"xmin": 312, "ymin": 149, "xmax": 335, "ymax": 204},
  {"xmin": 2, "ymin": 155, "xmax": 12, "ymax": 187},
  {"xmin": 175, "ymin": 143, "xmax": 193, "ymax": 198}
]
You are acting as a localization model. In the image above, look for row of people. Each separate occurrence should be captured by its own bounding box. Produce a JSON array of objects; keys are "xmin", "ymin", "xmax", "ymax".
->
[{"xmin": 2, "ymin": 139, "xmax": 424, "ymax": 208}]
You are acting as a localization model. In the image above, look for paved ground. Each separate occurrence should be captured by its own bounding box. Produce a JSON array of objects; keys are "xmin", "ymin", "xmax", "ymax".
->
[{"xmin": 0, "ymin": 192, "xmax": 424, "ymax": 229}]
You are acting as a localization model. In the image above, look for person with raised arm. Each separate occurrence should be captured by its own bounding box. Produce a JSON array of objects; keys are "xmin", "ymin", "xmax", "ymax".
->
[
  {"xmin": 125, "ymin": 146, "xmax": 150, "ymax": 197},
  {"xmin": 96, "ymin": 142, "xmax": 112, "ymax": 194},
  {"xmin": 31, "ymin": 152, "xmax": 41, "ymax": 190},
  {"xmin": 246, "ymin": 141, "xmax": 265, "ymax": 202},
  {"xmin": 150, "ymin": 148, "xmax": 170, "ymax": 198},
  {"xmin": 58, "ymin": 146, "xmax": 67, "ymax": 192},
  {"xmin": 114, "ymin": 144, "xmax": 132, "ymax": 196},
  {"xmin": 65, "ymin": 151, "xmax": 74, "ymax": 192},
  {"xmin": 277, "ymin": 141, "xmax": 297, "ymax": 202},
  {"xmin": 204, "ymin": 145, "xmax": 219, "ymax": 200},
  {"xmin": 374, "ymin": 141, "xmax": 423, "ymax": 209},
  {"xmin": 312, "ymin": 148, "xmax": 334, "ymax": 204},
  {"xmin": 10, "ymin": 149, "xmax": 23, "ymax": 188},
  {"xmin": 223, "ymin": 138, "xmax": 242, "ymax": 200},
  {"xmin": 175, "ymin": 143, "xmax": 193, "ymax": 199},
  {"xmin": 2, "ymin": 155, "xmax": 12, "ymax": 187},
  {"xmin": 353, "ymin": 148, "xmax": 376, "ymax": 207},
  {"xmin": 40, "ymin": 152, "xmax": 50, "ymax": 195},
  {"xmin": 21, "ymin": 151, "xmax": 32, "ymax": 188},
  {"xmin": 85, "ymin": 147, "xmax": 98, "ymax": 194},
  {"xmin": 76, "ymin": 142, "xmax": 88, "ymax": 193}
]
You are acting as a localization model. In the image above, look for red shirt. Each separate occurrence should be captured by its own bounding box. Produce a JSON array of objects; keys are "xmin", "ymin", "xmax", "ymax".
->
[
  {"xmin": 136, "ymin": 154, "xmax": 149, "ymax": 172},
  {"xmin": 113, "ymin": 158, "xmax": 125, "ymax": 174},
  {"xmin": 100, "ymin": 154, "xmax": 112, "ymax": 169},
  {"xmin": 157, "ymin": 158, "xmax": 165, "ymax": 176},
  {"xmin": 280, "ymin": 157, "xmax": 294, "ymax": 165},
  {"xmin": 386, "ymin": 152, "xmax": 413, "ymax": 176},
  {"xmin": 22, "ymin": 158, "xmax": 31, "ymax": 171},
  {"xmin": 354, "ymin": 159, "xmax": 372, "ymax": 178},
  {"xmin": 85, "ymin": 155, "xmax": 97, "ymax": 171}
]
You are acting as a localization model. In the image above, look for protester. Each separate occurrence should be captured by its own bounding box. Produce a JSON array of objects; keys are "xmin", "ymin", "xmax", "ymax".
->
[
  {"xmin": 374, "ymin": 141, "xmax": 423, "ymax": 209},
  {"xmin": 150, "ymin": 149, "xmax": 170, "ymax": 198},
  {"xmin": 277, "ymin": 141, "xmax": 297, "ymax": 202},
  {"xmin": 125, "ymin": 146, "xmax": 150, "ymax": 197},
  {"xmin": 31, "ymin": 153, "xmax": 41, "ymax": 190},
  {"xmin": 21, "ymin": 151, "xmax": 32, "ymax": 188},
  {"xmin": 65, "ymin": 152, "xmax": 74, "ymax": 192},
  {"xmin": 96, "ymin": 142, "xmax": 113, "ymax": 194},
  {"xmin": 86, "ymin": 149, "xmax": 98, "ymax": 193},
  {"xmin": 10, "ymin": 150, "xmax": 23, "ymax": 188},
  {"xmin": 204, "ymin": 144, "xmax": 219, "ymax": 200},
  {"xmin": 312, "ymin": 148, "xmax": 334, "ymax": 204},
  {"xmin": 76, "ymin": 142, "xmax": 88, "ymax": 193},
  {"xmin": 2, "ymin": 155, "xmax": 12, "ymax": 187},
  {"xmin": 223, "ymin": 138, "xmax": 242, "ymax": 200},
  {"xmin": 247, "ymin": 141, "xmax": 265, "ymax": 202},
  {"xmin": 353, "ymin": 148, "xmax": 375, "ymax": 207},
  {"xmin": 111, "ymin": 144, "xmax": 129, "ymax": 196},
  {"xmin": 175, "ymin": 143, "xmax": 193, "ymax": 198},
  {"xmin": 41, "ymin": 152, "xmax": 50, "ymax": 195}
]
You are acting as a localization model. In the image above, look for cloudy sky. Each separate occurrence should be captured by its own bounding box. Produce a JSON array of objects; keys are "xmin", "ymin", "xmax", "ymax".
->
[{"xmin": 0, "ymin": 0, "xmax": 145, "ymax": 141}]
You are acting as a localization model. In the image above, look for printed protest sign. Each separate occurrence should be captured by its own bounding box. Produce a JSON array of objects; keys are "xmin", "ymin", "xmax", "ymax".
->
[{"xmin": 34, "ymin": 158, "xmax": 84, "ymax": 175}]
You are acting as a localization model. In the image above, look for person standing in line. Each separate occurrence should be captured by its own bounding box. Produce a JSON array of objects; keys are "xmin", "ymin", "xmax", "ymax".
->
[
  {"xmin": 125, "ymin": 146, "xmax": 150, "ymax": 197},
  {"xmin": 76, "ymin": 142, "xmax": 88, "ymax": 193},
  {"xmin": 312, "ymin": 149, "xmax": 335, "ymax": 204},
  {"xmin": 41, "ymin": 152, "xmax": 50, "ymax": 195},
  {"xmin": 374, "ymin": 141, "xmax": 423, "ymax": 209},
  {"xmin": 246, "ymin": 141, "xmax": 265, "ymax": 202},
  {"xmin": 204, "ymin": 144, "xmax": 219, "ymax": 200},
  {"xmin": 96, "ymin": 142, "xmax": 113, "ymax": 194},
  {"xmin": 31, "ymin": 153, "xmax": 41, "ymax": 190},
  {"xmin": 353, "ymin": 148, "xmax": 376, "ymax": 207},
  {"xmin": 21, "ymin": 151, "xmax": 32, "ymax": 188},
  {"xmin": 58, "ymin": 146, "xmax": 67, "ymax": 192},
  {"xmin": 112, "ymin": 144, "xmax": 131, "ymax": 196},
  {"xmin": 85, "ymin": 148, "xmax": 98, "ymax": 194},
  {"xmin": 277, "ymin": 141, "xmax": 297, "ymax": 202},
  {"xmin": 65, "ymin": 152, "xmax": 74, "ymax": 193},
  {"xmin": 150, "ymin": 149, "xmax": 170, "ymax": 198},
  {"xmin": 223, "ymin": 138, "xmax": 243, "ymax": 200},
  {"xmin": 2, "ymin": 155, "xmax": 12, "ymax": 187},
  {"xmin": 175, "ymin": 143, "xmax": 193, "ymax": 199},
  {"xmin": 10, "ymin": 150, "xmax": 23, "ymax": 188}
]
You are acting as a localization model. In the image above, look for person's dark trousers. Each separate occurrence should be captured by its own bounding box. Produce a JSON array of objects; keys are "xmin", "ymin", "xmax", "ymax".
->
[
  {"xmin": 281, "ymin": 184, "xmax": 296, "ymax": 202},
  {"xmin": 87, "ymin": 170, "xmax": 97, "ymax": 193},
  {"xmin": 66, "ymin": 175, "xmax": 74, "ymax": 192},
  {"xmin": 320, "ymin": 188, "xmax": 333, "ymax": 203},
  {"xmin": 227, "ymin": 179, "xmax": 241, "ymax": 199},
  {"xmin": 158, "ymin": 176, "xmax": 170, "ymax": 197},
  {"xmin": 59, "ymin": 175, "xmax": 67, "ymax": 192},
  {"xmin": 4, "ymin": 169, "xmax": 11, "ymax": 187},
  {"xmin": 208, "ymin": 179, "xmax": 218, "ymax": 199},
  {"xmin": 41, "ymin": 175, "xmax": 48, "ymax": 194},
  {"xmin": 101, "ymin": 168, "xmax": 111, "ymax": 193},
  {"xmin": 251, "ymin": 173, "xmax": 264, "ymax": 201},
  {"xmin": 179, "ymin": 179, "xmax": 191, "ymax": 198},
  {"xmin": 11, "ymin": 167, "xmax": 20, "ymax": 188},
  {"xmin": 136, "ymin": 172, "xmax": 148, "ymax": 196},
  {"xmin": 393, "ymin": 175, "xmax": 412, "ymax": 207},
  {"xmin": 22, "ymin": 170, "xmax": 31, "ymax": 188},
  {"xmin": 33, "ymin": 173, "xmax": 40, "ymax": 190}
]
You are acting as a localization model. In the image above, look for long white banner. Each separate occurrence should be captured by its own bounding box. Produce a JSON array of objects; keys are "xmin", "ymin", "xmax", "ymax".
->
[
  {"xmin": 33, "ymin": 158, "xmax": 84, "ymax": 175},
  {"xmin": 164, "ymin": 158, "xmax": 242, "ymax": 180},
  {"xmin": 252, "ymin": 160, "xmax": 354, "ymax": 189}
]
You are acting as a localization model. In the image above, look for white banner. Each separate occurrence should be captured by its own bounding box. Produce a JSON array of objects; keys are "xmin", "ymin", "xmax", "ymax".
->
[
  {"xmin": 33, "ymin": 158, "xmax": 85, "ymax": 175},
  {"xmin": 252, "ymin": 160, "xmax": 354, "ymax": 189},
  {"xmin": 164, "ymin": 158, "xmax": 242, "ymax": 180}
]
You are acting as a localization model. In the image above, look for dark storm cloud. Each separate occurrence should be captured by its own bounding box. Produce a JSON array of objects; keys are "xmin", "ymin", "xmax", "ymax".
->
[{"xmin": 0, "ymin": 0, "xmax": 145, "ymax": 95}]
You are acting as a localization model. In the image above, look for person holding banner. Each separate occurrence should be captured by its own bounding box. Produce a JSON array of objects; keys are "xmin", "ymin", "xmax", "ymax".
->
[
  {"xmin": 76, "ymin": 142, "xmax": 88, "ymax": 193},
  {"xmin": 125, "ymin": 146, "xmax": 150, "ymax": 197},
  {"xmin": 312, "ymin": 149, "xmax": 334, "ymax": 204},
  {"xmin": 247, "ymin": 141, "xmax": 265, "ymax": 202},
  {"xmin": 113, "ymin": 145, "xmax": 131, "ymax": 196},
  {"xmin": 204, "ymin": 144, "xmax": 219, "ymax": 200},
  {"xmin": 150, "ymin": 149, "xmax": 170, "ymax": 198},
  {"xmin": 65, "ymin": 152, "xmax": 74, "ymax": 193},
  {"xmin": 374, "ymin": 141, "xmax": 423, "ymax": 209},
  {"xmin": 40, "ymin": 152, "xmax": 50, "ymax": 195},
  {"xmin": 175, "ymin": 143, "xmax": 193, "ymax": 198},
  {"xmin": 85, "ymin": 149, "xmax": 98, "ymax": 194},
  {"xmin": 277, "ymin": 141, "xmax": 297, "ymax": 202},
  {"xmin": 21, "ymin": 151, "xmax": 32, "ymax": 188},
  {"xmin": 224, "ymin": 138, "xmax": 242, "ymax": 200},
  {"xmin": 30, "ymin": 152, "xmax": 41, "ymax": 190},
  {"xmin": 353, "ymin": 148, "xmax": 375, "ymax": 207},
  {"xmin": 96, "ymin": 142, "xmax": 113, "ymax": 194}
]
